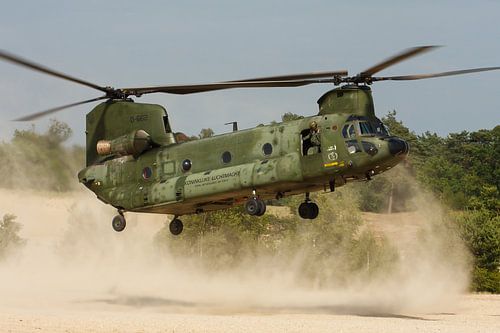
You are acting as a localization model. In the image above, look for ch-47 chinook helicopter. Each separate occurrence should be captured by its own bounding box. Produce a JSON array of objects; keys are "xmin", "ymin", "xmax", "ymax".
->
[{"xmin": 1, "ymin": 46, "xmax": 499, "ymax": 235}]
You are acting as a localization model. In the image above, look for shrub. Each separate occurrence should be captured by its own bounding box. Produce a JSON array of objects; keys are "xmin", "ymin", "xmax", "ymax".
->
[{"xmin": 0, "ymin": 214, "xmax": 26, "ymax": 260}]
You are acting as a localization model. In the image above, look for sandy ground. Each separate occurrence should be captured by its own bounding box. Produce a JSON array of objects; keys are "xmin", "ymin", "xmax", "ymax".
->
[
  {"xmin": 0, "ymin": 294, "xmax": 498, "ymax": 333},
  {"xmin": 0, "ymin": 189, "xmax": 498, "ymax": 332}
]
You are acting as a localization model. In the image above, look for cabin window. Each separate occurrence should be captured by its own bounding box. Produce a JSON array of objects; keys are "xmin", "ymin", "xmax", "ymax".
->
[
  {"xmin": 142, "ymin": 167, "xmax": 153, "ymax": 180},
  {"xmin": 262, "ymin": 143, "xmax": 273, "ymax": 156},
  {"xmin": 221, "ymin": 151, "xmax": 232, "ymax": 164},
  {"xmin": 182, "ymin": 159, "xmax": 192, "ymax": 172}
]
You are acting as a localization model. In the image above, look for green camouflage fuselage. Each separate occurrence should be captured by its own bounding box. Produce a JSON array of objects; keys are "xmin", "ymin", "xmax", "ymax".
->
[{"xmin": 78, "ymin": 85, "xmax": 408, "ymax": 216}]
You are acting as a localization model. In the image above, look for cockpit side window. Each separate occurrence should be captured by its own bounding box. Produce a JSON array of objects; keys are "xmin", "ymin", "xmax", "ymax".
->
[
  {"xmin": 342, "ymin": 123, "xmax": 356, "ymax": 139},
  {"xmin": 342, "ymin": 124, "xmax": 348, "ymax": 138},
  {"xmin": 348, "ymin": 124, "xmax": 356, "ymax": 138}
]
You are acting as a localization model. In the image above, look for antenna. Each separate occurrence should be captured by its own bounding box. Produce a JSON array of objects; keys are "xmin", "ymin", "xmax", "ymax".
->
[{"xmin": 224, "ymin": 121, "xmax": 238, "ymax": 132}]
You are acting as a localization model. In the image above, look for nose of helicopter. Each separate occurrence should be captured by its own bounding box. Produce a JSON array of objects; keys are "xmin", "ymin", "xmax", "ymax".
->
[{"xmin": 388, "ymin": 137, "xmax": 409, "ymax": 156}]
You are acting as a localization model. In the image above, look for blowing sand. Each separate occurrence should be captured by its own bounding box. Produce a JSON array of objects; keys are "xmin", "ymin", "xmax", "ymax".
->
[{"xmin": 0, "ymin": 189, "xmax": 498, "ymax": 333}]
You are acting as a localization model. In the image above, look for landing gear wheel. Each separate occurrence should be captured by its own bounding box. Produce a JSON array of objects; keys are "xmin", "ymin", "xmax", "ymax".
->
[
  {"xmin": 169, "ymin": 218, "xmax": 183, "ymax": 235},
  {"xmin": 246, "ymin": 198, "xmax": 266, "ymax": 216},
  {"xmin": 308, "ymin": 202, "xmax": 319, "ymax": 219},
  {"xmin": 256, "ymin": 199, "xmax": 267, "ymax": 216},
  {"xmin": 245, "ymin": 198, "xmax": 260, "ymax": 216},
  {"xmin": 298, "ymin": 202, "xmax": 319, "ymax": 219},
  {"xmin": 112, "ymin": 214, "xmax": 126, "ymax": 232},
  {"xmin": 298, "ymin": 202, "xmax": 311, "ymax": 219}
]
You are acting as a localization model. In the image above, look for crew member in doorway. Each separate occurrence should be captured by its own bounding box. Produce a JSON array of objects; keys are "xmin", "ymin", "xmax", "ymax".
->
[{"xmin": 307, "ymin": 121, "xmax": 321, "ymax": 155}]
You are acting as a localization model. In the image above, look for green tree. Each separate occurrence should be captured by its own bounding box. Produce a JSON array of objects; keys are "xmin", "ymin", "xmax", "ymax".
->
[
  {"xmin": 380, "ymin": 111, "xmax": 499, "ymax": 212},
  {"xmin": 0, "ymin": 120, "xmax": 84, "ymax": 191},
  {"xmin": 155, "ymin": 206, "xmax": 290, "ymax": 270},
  {"xmin": 456, "ymin": 210, "xmax": 500, "ymax": 292},
  {"xmin": 281, "ymin": 112, "xmax": 303, "ymax": 122},
  {"xmin": 0, "ymin": 214, "xmax": 26, "ymax": 260},
  {"xmin": 382, "ymin": 110, "xmax": 418, "ymax": 147},
  {"xmin": 155, "ymin": 188, "xmax": 399, "ymax": 286},
  {"xmin": 457, "ymin": 210, "xmax": 500, "ymax": 271},
  {"xmin": 46, "ymin": 119, "xmax": 72, "ymax": 146},
  {"xmin": 199, "ymin": 128, "xmax": 215, "ymax": 139}
]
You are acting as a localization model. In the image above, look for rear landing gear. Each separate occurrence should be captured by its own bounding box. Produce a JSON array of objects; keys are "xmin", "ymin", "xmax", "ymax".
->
[
  {"xmin": 245, "ymin": 191, "xmax": 266, "ymax": 216},
  {"xmin": 298, "ymin": 193, "xmax": 319, "ymax": 219},
  {"xmin": 169, "ymin": 217, "xmax": 184, "ymax": 235},
  {"xmin": 112, "ymin": 211, "xmax": 126, "ymax": 232}
]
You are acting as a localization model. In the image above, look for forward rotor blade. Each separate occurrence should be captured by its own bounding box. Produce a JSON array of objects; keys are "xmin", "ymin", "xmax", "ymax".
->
[
  {"xmin": 14, "ymin": 96, "xmax": 108, "ymax": 121},
  {"xmin": 0, "ymin": 50, "xmax": 109, "ymax": 94},
  {"xmin": 372, "ymin": 67, "xmax": 500, "ymax": 82},
  {"xmin": 360, "ymin": 46, "xmax": 439, "ymax": 77},
  {"xmin": 122, "ymin": 78, "xmax": 339, "ymax": 96},
  {"xmin": 227, "ymin": 70, "xmax": 348, "ymax": 82}
]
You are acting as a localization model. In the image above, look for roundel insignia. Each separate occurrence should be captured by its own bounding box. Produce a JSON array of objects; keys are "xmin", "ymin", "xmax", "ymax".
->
[{"xmin": 328, "ymin": 152, "xmax": 338, "ymax": 161}]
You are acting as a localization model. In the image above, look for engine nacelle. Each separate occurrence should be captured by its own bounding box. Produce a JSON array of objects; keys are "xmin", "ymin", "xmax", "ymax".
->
[{"xmin": 97, "ymin": 130, "xmax": 151, "ymax": 156}]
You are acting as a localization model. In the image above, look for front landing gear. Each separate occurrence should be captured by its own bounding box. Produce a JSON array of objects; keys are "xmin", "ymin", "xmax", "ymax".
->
[
  {"xmin": 169, "ymin": 217, "xmax": 184, "ymax": 235},
  {"xmin": 112, "ymin": 211, "xmax": 126, "ymax": 232},
  {"xmin": 298, "ymin": 193, "xmax": 319, "ymax": 219}
]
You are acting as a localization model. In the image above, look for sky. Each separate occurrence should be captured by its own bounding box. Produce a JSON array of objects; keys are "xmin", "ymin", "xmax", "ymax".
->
[{"xmin": 1, "ymin": 0, "xmax": 499, "ymax": 145}]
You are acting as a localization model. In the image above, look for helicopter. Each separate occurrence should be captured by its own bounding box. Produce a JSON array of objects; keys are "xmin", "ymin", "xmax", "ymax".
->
[{"xmin": 1, "ymin": 46, "xmax": 499, "ymax": 235}]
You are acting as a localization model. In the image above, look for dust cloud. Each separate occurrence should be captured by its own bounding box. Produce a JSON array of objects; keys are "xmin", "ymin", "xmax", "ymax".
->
[{"xmin": 0, "ymin": 182, "xmax": 471, "ymax": 317}]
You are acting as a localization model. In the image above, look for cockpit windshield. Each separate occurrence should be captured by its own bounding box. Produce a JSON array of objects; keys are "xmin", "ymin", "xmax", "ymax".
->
[
  {"xmin": 372, "ymin": 121, "xmax": 390, "ymax": 137},
  {"xmin": 343, "ymin": 118, "xmax": 391, "ymax": 138},
  {"xmin": 358, "ymin": 121, "xmax": 375, "ymax": 136}
]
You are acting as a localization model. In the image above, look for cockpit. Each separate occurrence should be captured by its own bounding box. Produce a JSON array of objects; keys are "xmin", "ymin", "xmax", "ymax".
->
[
  {"xmin": 342, "ymin": 116, "xmax": 390, "ymax": 139},
  {"xmin": 340, "ymin": 116, "xmax": 395, "ymax": 156}
]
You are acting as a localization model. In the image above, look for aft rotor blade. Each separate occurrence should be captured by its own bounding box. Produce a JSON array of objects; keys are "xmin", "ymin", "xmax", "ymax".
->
[
  {"xmin": 227, "ymin": 70, "xmax": 348, "ymax": 82},
  {"xmin": 122, "ymin": 78, "xmax": 339, "ymax": 96},
  {"xmin": 14, "ymin": 96, "xmax": 108, "ymax": 121},
  {"xmin": 0, "ymin": 50, "xmax": 109, "ymax": 93},
  {"xmin": 372, "ymin": 67, "xmax": 500, "ymax": 82},
  {"xmin": 360, "ymin": 46, "xmax": 439, "ymax": 77}
]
